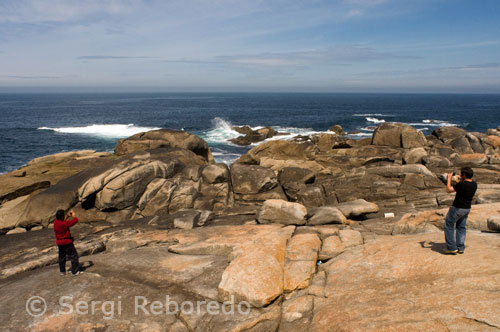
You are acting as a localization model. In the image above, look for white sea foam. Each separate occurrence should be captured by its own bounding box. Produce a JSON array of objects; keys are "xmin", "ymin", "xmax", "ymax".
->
[
  {"xmin": 201, "ymin": 117, "xmax": 241, "ymax": 145},
  {"xmin": 353, "ymin": 113, "xmax": 388, "ymax": 117},
  {"xmin": 347, "ymin": 132, "xmax": 372, "ymax": 137},
  {"xmin": 366, "ymin": 117, "xmax": 386, "ymax": 123},
  {"xmin": 38, "ymin": 124, "xmax": 160, "ymax": 138}
]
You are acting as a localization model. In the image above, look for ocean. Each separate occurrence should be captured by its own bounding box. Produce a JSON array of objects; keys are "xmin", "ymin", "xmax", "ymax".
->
[{"xmin": 1, "ymin": 93, "xmax": 499, "ymax": 174}]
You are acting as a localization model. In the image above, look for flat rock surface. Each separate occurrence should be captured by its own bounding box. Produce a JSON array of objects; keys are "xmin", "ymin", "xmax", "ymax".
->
[{"xmin": 313, "ymin": 231, "xmax": 500, "ymax": 332}]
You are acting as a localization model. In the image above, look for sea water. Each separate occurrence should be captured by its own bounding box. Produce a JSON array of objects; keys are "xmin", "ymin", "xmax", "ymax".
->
[{"xmin": 0, "ymin": 93, "xmax": 499, "ymax": 173}]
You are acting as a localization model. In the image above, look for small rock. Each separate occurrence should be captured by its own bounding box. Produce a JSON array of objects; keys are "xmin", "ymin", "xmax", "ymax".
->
[
  {"xmin": 308, "ymin": 206, "xmax": 347, "ymax": 225},
  {"xmin": 329, "ymin": 124, "xmax": 345, "ymax": 135},
  {"xmin": 173, "ymin": 209, "xmax": 201, "ymax": 229},
  {"xmin": 487, "ymin": 216, "xmax": 500, "ymax": 232},
  {"xmin": 336, "ymin": 199, "xmax": 379, "ymax": 218},
  {"xmin": 6, "ymin": 228, "xmax": 26, "ymax": 235},
  {"xmin": 258, "ymin": 199, "xmax": 307, "ymax": 225}
]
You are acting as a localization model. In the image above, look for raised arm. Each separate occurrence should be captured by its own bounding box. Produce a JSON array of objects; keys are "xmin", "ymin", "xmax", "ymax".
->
[{"xmin": 446, "ymin": 173, "xmax": 455, "ymax": 193}]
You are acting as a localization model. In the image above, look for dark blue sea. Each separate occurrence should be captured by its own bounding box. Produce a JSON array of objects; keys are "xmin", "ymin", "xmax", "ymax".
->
[{"xmin": 1, "ymin": 93, "xmax": 499, "ymax": 174}]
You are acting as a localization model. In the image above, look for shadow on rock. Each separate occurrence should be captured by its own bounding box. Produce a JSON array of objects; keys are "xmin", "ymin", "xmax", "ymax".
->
[{"xmin": 419, "ymin": 241, "xmax": 448, "ymax": 255}]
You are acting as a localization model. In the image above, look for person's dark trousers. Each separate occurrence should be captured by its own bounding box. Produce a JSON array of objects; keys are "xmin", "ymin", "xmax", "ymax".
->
[
  {"xmin": 58, "ymin": 243, "xmax": 80, "ymax": 274},
  {"xmin": 444, "ymin": 206, "xmax": 470, "ymax": 251}
]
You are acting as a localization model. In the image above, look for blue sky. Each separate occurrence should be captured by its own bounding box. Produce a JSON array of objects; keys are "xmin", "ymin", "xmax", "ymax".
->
[{"xmin": 0, "ymin": 0, "xmax": 499, "ymax": 92}]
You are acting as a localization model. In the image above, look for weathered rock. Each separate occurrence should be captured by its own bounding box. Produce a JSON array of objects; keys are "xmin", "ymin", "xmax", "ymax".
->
[
  {"xmin": 450, "ymin": 136, "xmax": 474, "ymax": 154},
  {"xmin": 278, "ymin": 167, "xmax": 315, "ymax": 186},
  {"xmin": 136, "ymin": 178, "xmax": 177, "ymax": 217},
  {"xmin": 217, "ymin": 226, "xmax": 294, "ymax": 308},
  {"xmin": 0, "ymin": 195, "xmax": 31, "ymax": 233},
  {"xmin": 372, "ymin": 123, "xmax": 427, "ymax": 148},
  {"xmin": 5, "ymin": 227, "xmax": 26, "ymax": 235},
  {"xmin": 201, "ymin": 163, "xmax": 230, "ymax": 184},
  {"xmin": 392, "ymin": 210, "xmax": 443, "ymax": 235},
  {"xmin": 451, "ymin": 153, "xmax": 488, "ymax": 166},
  {"xmin": 338, "ymin": 229, "xmax": 363, "ymax": 247},
  {"xmin": 260, "ymin": 158, "xmax": 330, "ymax": 174},
  {"xmin": 258, "ymin": 199, "xmax": 307, "ymax": 225},
  {"xmin": 403, "ymin": 173, "xmax": 426, "ymax": 189},
  {"xmin": 475, "ymin": 184, "xmax": 500, "ymax": 204},
  {"xmin": 308, "ymin": 206, "xmax": 347, "ymax": 225},
  {"xmin": 467, "ymin": 133, "xmax": 485, "ymax": 153},
  {"xmin": 294, "ymin": 185, "xmax": 326, "ymax": 207},
  {"xmin": 329, "ymin": 124, "xmax": 345, "ymax": 135},
  {"xmin": 336, "ymin": 199, "xmax": 379, "ymax": 218},
  {"xmin": 319, "ymin": 235, "xmax": 345, "ymax": 260},
  {"xmin": 313, "ymin": 232, "xmax": 500, "ymax": 332},
  {"xmin": 487, "ymin": 216, "xmax": 500, "ymax": 232},
  {"xmin": 392, "ymin": 202, "xmax": 500, "ymax": 233},
  {"xmin": 229, "ymin": 126, "xmax": 279, "ymax": 146},
  {"xmin": 280, "ymin": 295, "xmax": 314, "ymax": 332},
  {"xmin": 79, "ymin": 159, "xmax": 176, "ymax": 211},
  {"xmin": 168, "ymin": 181, "xmax": 199, "ymax": 212},
  {"xmin": 230, "ymin": 163, "xmax": 278, "ymax": 195},
  {"xmin": 422, "ymin": 155, "xmax": 452, "ymax": 167},
  {"xmin": 173, "ymin": 209, "xmax": 201, "ymax": 229},
  {"xmin": 311, "ymin": 134, "xmax": 352, "ymax": 152},
  {"xmin": 284, "ymin": 233, "xmax": 321, "ymax": 291},
  {"xmin": 240, "ymin": 140, "xmax": 317, "ymax": 164},
  {"xmin": 403, "ymin": 147, "xmax": 427, "ymax": 164},
  {"xmin": 115, "ymin": 129, "xmax": 214, "ymax": 162},
  {"xmin": 432, "ymin": 126, "xmax": 467, "ymax": 142},
  {"xmin": 366, "ymin": 164, "xmax": 435, "ymax": 177}
]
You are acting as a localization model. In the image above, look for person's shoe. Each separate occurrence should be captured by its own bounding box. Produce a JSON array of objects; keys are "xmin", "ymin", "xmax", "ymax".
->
[
  {"xmin": 444, "ymin": 249, "xmax": 458, "ymax": 254},
  {"xmin": 457, "ymin": 250, "xmax": 464, "ymax": 254},
  {"xmin": 60, "ymin": 272, "xmax": 66, "ymax": 276},
  {"xmin": 71, "ymin": 271, "xmax": 83, "ymax": 276}
]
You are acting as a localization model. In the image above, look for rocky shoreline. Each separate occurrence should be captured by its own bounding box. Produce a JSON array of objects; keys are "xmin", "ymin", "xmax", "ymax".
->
[{"xmin": 1, "ymin": 123, "xmax": 500, "ymax": 331}]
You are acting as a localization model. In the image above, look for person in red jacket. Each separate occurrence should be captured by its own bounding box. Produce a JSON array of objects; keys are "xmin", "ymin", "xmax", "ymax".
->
[{"xmin": 54, "ymin": 209, "xmax": 82, "ymax": 276}]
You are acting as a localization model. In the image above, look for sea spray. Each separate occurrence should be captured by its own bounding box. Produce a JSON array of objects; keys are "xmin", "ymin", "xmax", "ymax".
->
[{"xmin": 38, "ymin": 124, "xmax": 160, "ymax": 138}]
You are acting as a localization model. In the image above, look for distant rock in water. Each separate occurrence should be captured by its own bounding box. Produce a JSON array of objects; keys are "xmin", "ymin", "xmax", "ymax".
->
[
  {"xmin": 329, "ymin": 124, "xmax": 345, "ymax": 135},
  {"xmin": 229, "ymin": 126, "xmax": 287, "ymax": 146}
]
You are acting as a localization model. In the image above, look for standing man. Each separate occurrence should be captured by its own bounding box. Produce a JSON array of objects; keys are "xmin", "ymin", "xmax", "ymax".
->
[
  {"xmin": 444, "ymin": 167, "xmax": 477, "ymax": 254},
  {"xmin": 54, "ymin": 209, "xmax": 82, "ymax": 275}
]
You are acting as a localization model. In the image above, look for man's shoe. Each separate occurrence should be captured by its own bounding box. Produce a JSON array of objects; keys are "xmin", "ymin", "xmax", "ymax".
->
[
  {"xmin": 60, "ymin": 272, "xmax": 66, "ymax": 276},
  {"xmin": 457, "ymin": 250, "xmax": 464, "ymax": 254},
  {"xmin": 71, "ymin": 271, "xmax": 83, "ymax": 276},
  {"xmin": 445, "ymin": 249, "xmax": 458, "ymax": 255}
]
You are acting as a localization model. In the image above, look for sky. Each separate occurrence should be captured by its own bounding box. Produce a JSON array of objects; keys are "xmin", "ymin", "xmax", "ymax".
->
[{"xmin": 0, "ymin": 0, "xmax": 499, "ymax": 93}]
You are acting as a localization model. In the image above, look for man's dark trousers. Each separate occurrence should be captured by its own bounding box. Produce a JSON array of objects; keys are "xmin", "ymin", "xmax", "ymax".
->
[{"xmin": 58, "ymin": 243, "xmax": 79, "ymax": 274}]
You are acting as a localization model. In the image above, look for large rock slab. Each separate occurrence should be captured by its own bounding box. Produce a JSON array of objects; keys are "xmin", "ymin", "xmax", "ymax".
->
[
  {"xmin": 79, "ymin": 159, "xmax": 176, "ymax": 210},
  {"xmin": 284, "ymin": 233, "xmax": 321, "ymax": 291},
  {"xmin": 365, "ymin": 164, "xmax": 435, "ymax": 177},
  {"xmin": 217, "ymin": 225, "xmax": 295, "ymax": 308},
  {"xmin": 115, "ymin": 129, "xmax": 214, "ymax": 162},
  {"xmin": 312, "ymin": 232, "xmax": 500, "ymax": 332},
  {"xmin": 258, "ymin": 199, "xmax": 307, "ymax": 225},
  {"xmin": 432, "ymin": 126, "xmax": 467, "ymax": 142},
  {"xmin": 241, "ymin": 140, "xmax": 317, "ymax": 164},
  {"xmin": 372, "ymin": 123, "xmax": 427, "ymax": 148},
  {"xmin": 230, "ymin": 163, "xmax": 278, "ymax": 195}
]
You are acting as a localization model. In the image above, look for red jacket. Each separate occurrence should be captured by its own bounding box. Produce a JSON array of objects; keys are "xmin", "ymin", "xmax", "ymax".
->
[{"xmin": 54, "ymin": 217, "xmax": 78, "ymax": 245}]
